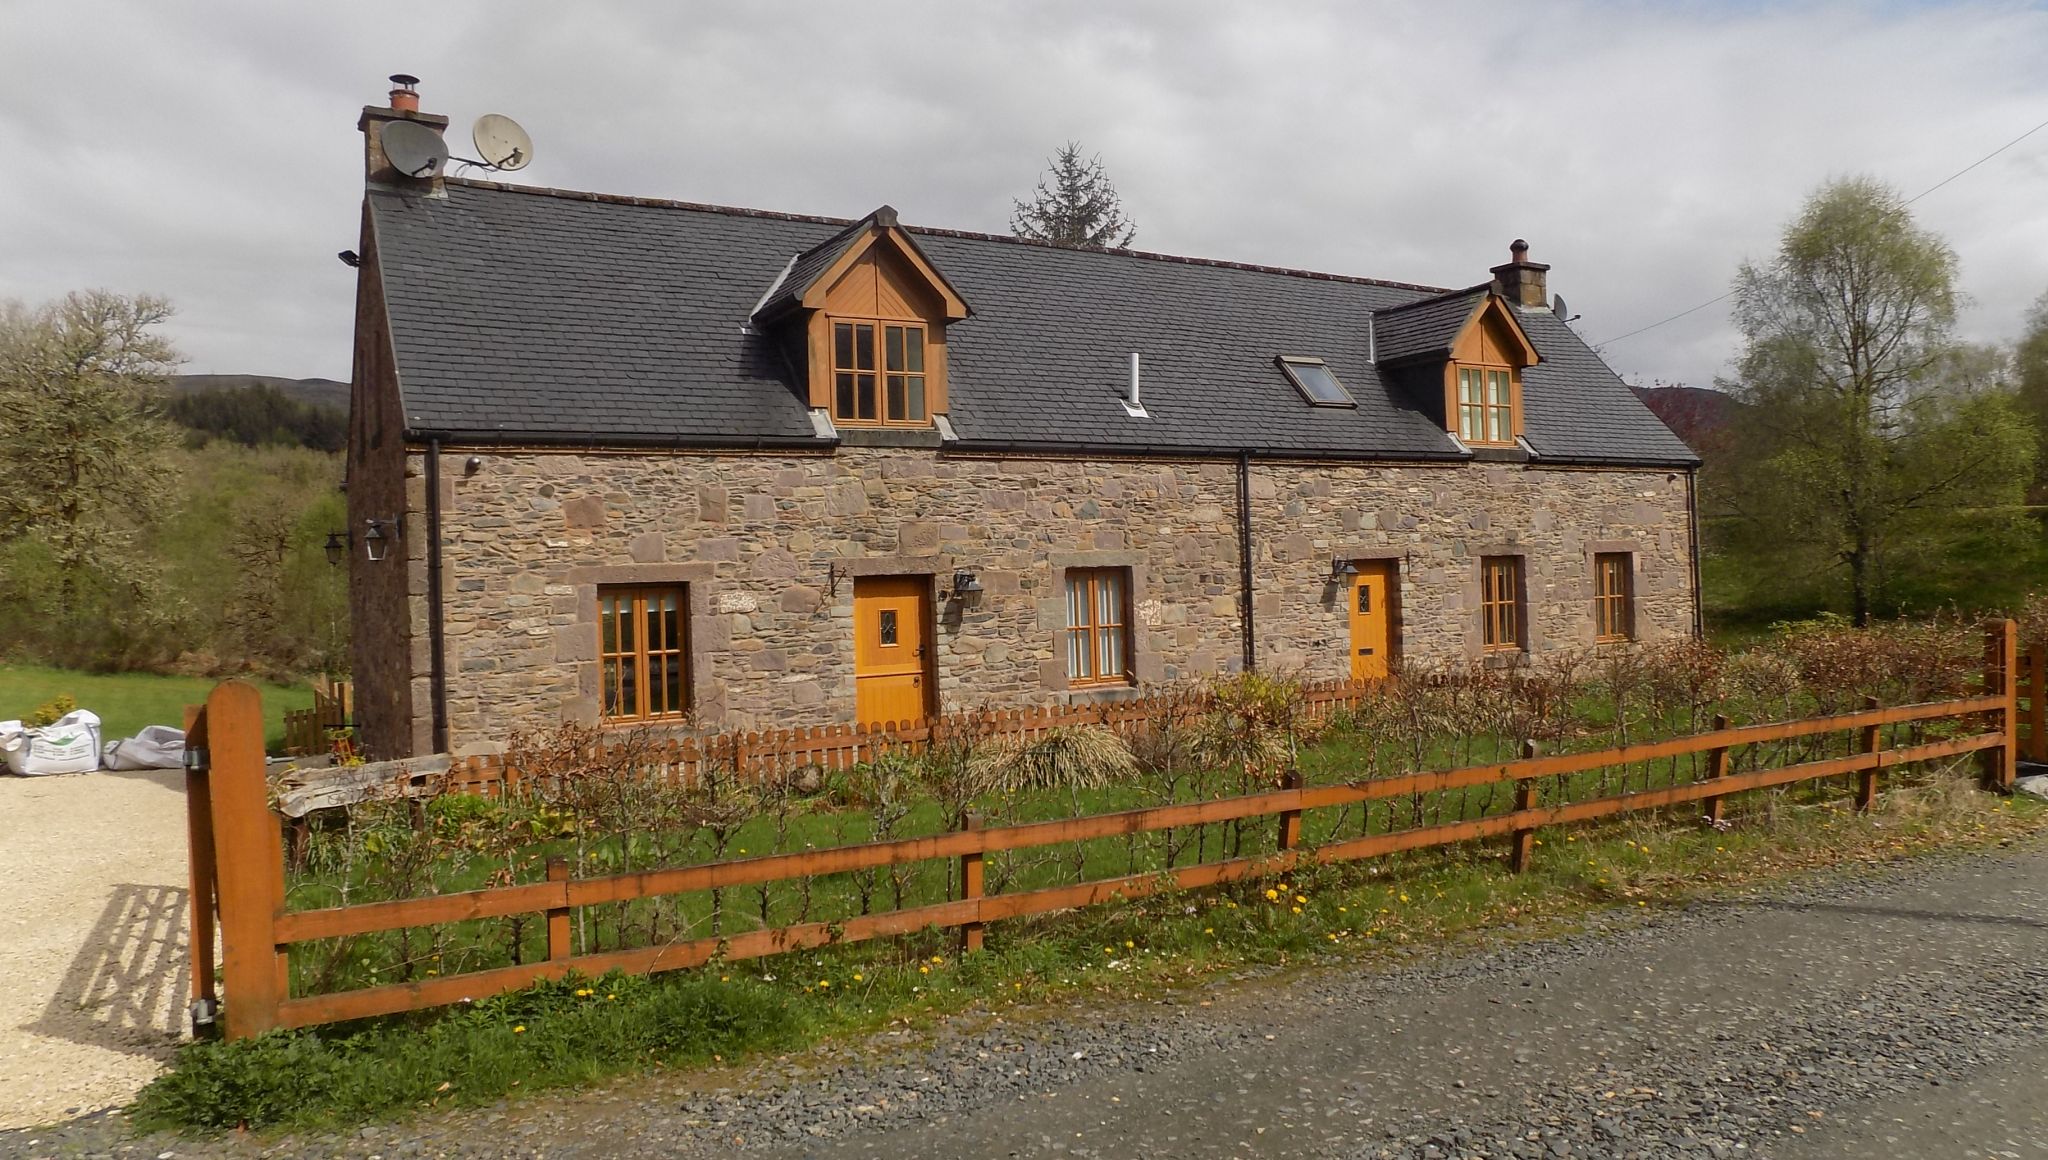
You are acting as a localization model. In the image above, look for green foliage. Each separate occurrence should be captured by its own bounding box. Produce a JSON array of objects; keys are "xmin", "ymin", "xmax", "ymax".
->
[
  {"xmin": 2016, "ymin": 288, "xmax": 2048, "ymax": 496},
  {"xmin": 22, "ymin": 691, "xmax": 75, "ymax": 727},
  {"xmin": 1713, "ymin": 177, "xmax": 2036, "ymax": 624},
  {"xmin": 131, "ymin": 970, "xmax": 802, "ymax": 1131},
  {"xmin": 0, "ymin": 291, "xmax": 185, "ymax": 667},
  {"xmin": 166, "ymin": 383, "xmax": 346, "ymax": 452},
  {"xmin": 1009, "ymin": 141, "xmax": 1138, "ymax": 249},
  {"xmin": 0, "ymin": 664, "xmax": 311, "ymax": 751}
]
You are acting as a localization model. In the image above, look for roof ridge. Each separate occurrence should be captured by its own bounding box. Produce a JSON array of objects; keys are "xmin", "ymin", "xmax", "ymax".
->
[
  {"xmin": 1375, "ymin": 282, "xmax": 1493, "ymax": 316},
  {"xmin": 443, "ymin": 176, "xmax": 1453, "ymax": 295}
]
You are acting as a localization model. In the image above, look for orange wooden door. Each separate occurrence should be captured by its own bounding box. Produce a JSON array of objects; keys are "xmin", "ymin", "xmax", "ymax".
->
[
  {"xmin": 1347, "ymin": 561, "xmax": 1396, "ymax": 680},
  {"xmin": 854, "ymin": 575, "xmax": 932, "ymax": 725}
]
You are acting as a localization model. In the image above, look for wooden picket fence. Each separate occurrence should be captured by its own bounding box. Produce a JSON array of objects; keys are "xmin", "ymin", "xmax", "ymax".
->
[
  {"xmin": 281, "ymin": 678, "xmax": 353, "ymax": 757},
  {"xmin": 182, "ymin": 621, "xmax": 2025, "ymax": 1041},
  {"xmin": 2019, "ymin": 639, "xmax": 2046, "ymax": 766},
  {"xmin": 429, "ymin": 676, "xmax": 1380, "ymax": 796}
]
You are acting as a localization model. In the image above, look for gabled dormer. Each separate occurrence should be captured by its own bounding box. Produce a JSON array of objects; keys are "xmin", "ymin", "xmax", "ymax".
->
[
  {"xmin": 753, "ymin": 206, "xmax": 970, "ymax": 429},
  {"xmin": 1373, "ymin": 274, "xmax": 1541, "ymax": 449}
]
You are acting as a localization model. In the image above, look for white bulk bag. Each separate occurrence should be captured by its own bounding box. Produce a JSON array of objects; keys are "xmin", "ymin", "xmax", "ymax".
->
[
  {"xmin": 1, "ymin": 709, "xmax": 103, "ymax": 775},
  {"xmin": 102, "ymin": 724, "xmax": 186, "ymax": 771}
]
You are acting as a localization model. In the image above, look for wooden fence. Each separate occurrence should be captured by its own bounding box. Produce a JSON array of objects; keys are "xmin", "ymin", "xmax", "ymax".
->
[
  {"xmin": 281, "ymin": 678, "xmax": 353, "ymax": 757},
  {"xmin": 183, "ymin": 621, "xmax": 2024, "ymax": 1041},
  {"xmin": 2019, "ymin": 640, "xmax": 2046, "ymax": 766}
]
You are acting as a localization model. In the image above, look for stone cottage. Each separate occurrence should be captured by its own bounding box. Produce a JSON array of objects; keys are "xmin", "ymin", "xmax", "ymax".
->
[{"xmin": 343, "ymin": 80, "xmax": 1701, "ymax": 760}]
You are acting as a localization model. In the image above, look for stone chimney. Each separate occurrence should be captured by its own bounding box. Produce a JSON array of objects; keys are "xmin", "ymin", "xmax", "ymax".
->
[
  {"xmin": 357, "ymin": 73, "xmax": 448, "ymax": 193},
  {"xmin": 1489, "ymin": 239, "xmax": 1550, "ymax": 309}
]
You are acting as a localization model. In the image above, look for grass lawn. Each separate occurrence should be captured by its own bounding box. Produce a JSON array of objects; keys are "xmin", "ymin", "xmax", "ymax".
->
[{"xmin": 0, "ymin": 664, "xmax": 314, "ymax": 754}]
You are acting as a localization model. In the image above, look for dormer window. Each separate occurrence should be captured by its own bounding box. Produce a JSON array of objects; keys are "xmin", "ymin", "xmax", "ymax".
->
[
  {"xmin": 1455, "ymin": 365, "xmax": 1514, "ymax": 444},
  {"xmin": 1277, "ymin": 356, "xmax": 1355, "ymax": 407},
  {"xmin": 833, "ymin": 320, "xmax": 927, "ymax": 425}
]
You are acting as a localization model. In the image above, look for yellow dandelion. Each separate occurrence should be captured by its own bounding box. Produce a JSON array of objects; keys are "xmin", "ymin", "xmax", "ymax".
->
[
  {"xmin": 1265, "ymin": 889, "xmax": 1279, "ymax": 901},
  {"xmin": 1338, "ymin": 906, "xmax": 1348, "ymax": 913},
  {"xmin": 819, "ymin": 979, "xmax": 830, "ymax": 988},
  {"xmin": 1291, "ymin": 906, "xmax": 1303, "ymax": 914},
  {"xmin": 853, "ymin": 973, "xmax": 863, "ymax": 982},
  {"xmin": 1204, "ymin": 927, "xmax": 1214, "ymax": 934},
  {"xmin": 920, "ymin": 965, "xmax": 930, "ymax": 974},
  {"xmin": 720, "ymin": 975, "xmax": 729, "ymax": 983},
  {"xmin": 1398, "ymin": 893, "xmax": 1410, "ymax": 903},
  {"xmin": 606, "ymin": 994, "xmax": 616, "ymax": 1001},
  {"xmin": 512, "ymin": 1025, "xmax": 525, "ymax": 1033},
  {"xmin": 1295, "ymin": 895, "xmax": 1307, "ymax": 904},
  {"xmin": 1124, "ymin": 940, "xmax": 1134, "ymax": 949},
  {"xmin": 931, "ymin": 955, "xmax": 944, "ymax": 964}
]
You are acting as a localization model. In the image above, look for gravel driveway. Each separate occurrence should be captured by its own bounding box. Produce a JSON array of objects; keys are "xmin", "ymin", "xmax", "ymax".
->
[
  {"xmin": 12, "ymin": 839, "xmax": 2048, "ymax": 1159},
  {"xmin": 0, "ymin": 769, "xmax": 189, "ymax": 1131}
]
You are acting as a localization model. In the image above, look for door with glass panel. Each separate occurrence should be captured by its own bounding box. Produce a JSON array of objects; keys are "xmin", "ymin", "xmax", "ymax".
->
[
  {"xmin": 853, "ymin": 575, "xmax": 932, "ymax": 725},
  {"xmin": 1346, "ymin": 561, "xmax": 1397, "ymax": 681}
]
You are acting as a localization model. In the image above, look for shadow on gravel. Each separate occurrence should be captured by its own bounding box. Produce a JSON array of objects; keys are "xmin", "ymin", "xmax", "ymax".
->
[
  {"xmin": 1712, "ymin": 898, "xmax": 2048, "ymax": 930},
  {"xmin": 24, "ymin": 883, "xmax": 189, "ymax": 1057}
]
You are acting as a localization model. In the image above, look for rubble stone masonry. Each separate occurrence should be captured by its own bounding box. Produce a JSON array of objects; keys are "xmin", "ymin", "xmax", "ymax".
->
[{"xmin": 389, "ymin": 447, "xmax": 1694, "ymax": 756}]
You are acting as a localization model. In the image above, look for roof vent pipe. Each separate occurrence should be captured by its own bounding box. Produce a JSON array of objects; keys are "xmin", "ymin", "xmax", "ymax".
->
[
  {"xmin": 1122, "ymin": 351, "xmax": 1149, "ymax": 418},
  {"xmin": 1365, "ymin": 311, "xmax": 1377, "ymax": 364}
]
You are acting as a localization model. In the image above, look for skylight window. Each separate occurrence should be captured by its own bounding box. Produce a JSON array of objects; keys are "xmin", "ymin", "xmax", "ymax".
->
[{"xmin": 1277, "ymin": 357, "xmax": 1354, "ymax": 407}]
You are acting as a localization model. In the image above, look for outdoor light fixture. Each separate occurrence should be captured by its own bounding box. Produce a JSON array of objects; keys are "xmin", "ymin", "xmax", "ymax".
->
[
  {"xmin": 323, "ymin": 531, "xmax": 349, "ymax": 568},
  {"xmin": 1329, "ymin": 558, "xmax": 1360, "ymax": 583},
  {"xmin": 948, "ymin": 568, "xmax": 984, "ymax": 598},
  {"xmin": 361, "ymin": 518, "xmax": 400, "ymax": 563}
]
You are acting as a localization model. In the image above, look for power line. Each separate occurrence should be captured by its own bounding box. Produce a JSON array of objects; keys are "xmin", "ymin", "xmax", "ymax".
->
[{"xmin": 1593, "ymin": 113, "xmax": 2048, "ymax": 348}]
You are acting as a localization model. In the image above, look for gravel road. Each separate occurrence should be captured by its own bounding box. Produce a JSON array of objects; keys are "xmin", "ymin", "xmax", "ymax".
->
[
  {"xmin": 10, "ymin": 840, "xmax": 2048, "ymax": 1159},
  {"xmin": 0, "ymin": 769, "xmax": 188, "ymax": 1132}
]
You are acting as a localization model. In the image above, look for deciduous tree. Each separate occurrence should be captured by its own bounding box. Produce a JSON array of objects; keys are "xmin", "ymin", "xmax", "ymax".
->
[{"xmin": 1717, "ymin": 177, "xmax": 2034, "ymax": 624}]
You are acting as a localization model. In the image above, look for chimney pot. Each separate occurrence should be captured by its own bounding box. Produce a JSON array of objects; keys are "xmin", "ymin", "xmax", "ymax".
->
[
  {"xmin": 387, "ymin": 73, "xmax": 420, "ymax": 112},
  {"xmin": 1510, "ymin": 238, "xmax": 1529, "ymax": 260}
]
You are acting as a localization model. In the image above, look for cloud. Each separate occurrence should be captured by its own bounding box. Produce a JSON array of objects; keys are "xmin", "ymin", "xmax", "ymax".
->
[{"xmin": 1, "ymin": 0, "xmax": 2043, "ymax": 388}]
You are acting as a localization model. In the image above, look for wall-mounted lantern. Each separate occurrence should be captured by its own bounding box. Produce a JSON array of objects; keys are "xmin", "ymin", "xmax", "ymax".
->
[
  {"xmin": 361, "ymin": 518, "xmax": 400, "ymax": 563},
  {"xmin": 323, "ymin": 531, "xmax": 349, "ymax": 568},
  {"xmin": 948, "ymin": 568, "xmax": 984, "ymax": 599},
  {"xmin": 1328, "ymin": 558, "xmax": 1360, "ymax": 584}
]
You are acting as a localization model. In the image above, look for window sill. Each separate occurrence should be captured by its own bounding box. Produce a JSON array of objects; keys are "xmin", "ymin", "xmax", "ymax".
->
[
  {"xmin": 1063, "ymin": 682, "xmax": 1142, "ymax": 705},
  {"xmin": 836, "ymin": 427, "xmax": 943, "ymax": 449}
]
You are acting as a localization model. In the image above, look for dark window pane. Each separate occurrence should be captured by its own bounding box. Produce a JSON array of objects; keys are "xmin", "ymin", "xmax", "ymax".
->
[
  {"xmin": 1357, "ymin": 584, "xmax": 1371, "ymax": 614},
  {"xmin": 617, "ymin": 599, "xmax": 635, "ymax": 652},
  {"xmin": 904, "ymin": 327, "xmax": 925, "ymax": 373},
  {"xmin": 619, "ymin": 657, "xmax": 638, "ymax": 718},
  {"xmin": 662, "ymin": 653, "xmax": 683, "ymax": 713},
  {"xmin": 857, "ymin": 374, "xmax": 876, "ymax": 420},
  {"xmin": 602, "ymin": 659, "xmax": 620, "ymax": 715},
  {"xmin": 887, "ymin": 375, "xmax": 906, "ymax": 421},
  {"xmin": 1287, "ymin": 362, "xmax": 1350, "ymax": 405},
  {"xmin": 908, "ymin": 376, "xmax": 925, "ymax": 420},
  {"xmin": 836, "ymin": 372, "xmax": 855, "ymax": 419},
  {"xmin": 601, "ymin": 601, "xmax": 618, "ymax": 653},
  {"xmin": 886, "ymin": 325, "xmax": 905, "ymax": 372},
  {"xmin": 879, "ymin": 609, "xmax": 898, "ymax": 646},
  {"xmin": 855, "ymin": 324, "xmax": 875, "ymax": 371},
  {"xmin": 834, "ymin": 323, "xmax": 853, "ymax": 369}
]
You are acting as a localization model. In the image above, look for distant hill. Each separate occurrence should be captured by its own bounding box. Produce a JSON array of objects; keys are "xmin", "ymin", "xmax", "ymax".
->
[
  {"xmin": 1631, "ymin": 384, "xmax": 1740, "ymax": 458},
  {"xmin": 165, "ymin": 375, "xmax": 348, "ymax": 452},
  {"xmin": 170, "ymin": 374, "xmax": 349, "ymax": 413}
]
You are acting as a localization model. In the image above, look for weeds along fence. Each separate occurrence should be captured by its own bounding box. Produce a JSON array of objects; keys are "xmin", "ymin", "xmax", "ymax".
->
[{"xmin": 184, "ymin": 622, "xmax": 2030, "ymax": 1041}]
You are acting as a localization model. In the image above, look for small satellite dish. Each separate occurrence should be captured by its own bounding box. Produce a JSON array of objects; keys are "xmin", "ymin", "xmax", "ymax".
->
[
  {"xmin": 1551, "ymin": 293, "xmax": 1570, "ymax": 320},
  {"xmin": 472, "ymin": 114, "xmax": 533, "ymax": 171},
  {"xmin": 381, "ymin": 119, "xmax": 448, "ymax": 179}
]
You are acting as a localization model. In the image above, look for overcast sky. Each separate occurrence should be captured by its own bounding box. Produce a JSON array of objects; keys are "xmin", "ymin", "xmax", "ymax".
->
[{"xmin": 2, "ymin": 1, "xmax": 2044, "ymax": 391}]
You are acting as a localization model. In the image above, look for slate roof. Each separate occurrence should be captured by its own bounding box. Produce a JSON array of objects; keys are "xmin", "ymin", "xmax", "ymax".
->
[
  {"xmin": 368, "ymin": 179, "xmax": 1697, "ymax": 466},
  {"xmin": 1372, "ymin": 287, "xmax": 1489, "ymax": 365},
  {"xmin": 750, "ymin": 217, "xmax": 868, "ymax": 323}
]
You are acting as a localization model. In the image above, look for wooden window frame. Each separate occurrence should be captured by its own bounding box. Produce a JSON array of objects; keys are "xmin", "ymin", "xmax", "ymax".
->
[
  {"xmin": 1593, "ymin": 552, "xmax": 1635, "ymax": 642},
  {"xmin": 1064, "ymin": 567, "xmax": 1133, "ymax": 687},
  {"xmin": 597, "ymin": 584, "xmax": 691, "ymax": 723},
  {"xmin": 1454, "ymin": 364, "xmax": 1517, "ymax": 446},
  {"xmin": 1479, "ymin": 556, "xmax": 1525, "ymax": 652},
  {"xmin": 830, "ymin": 316, "xmax": 929, "ymax": 428}
]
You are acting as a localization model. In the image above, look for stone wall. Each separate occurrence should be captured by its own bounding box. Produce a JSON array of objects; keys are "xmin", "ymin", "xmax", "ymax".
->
[{"xmin": 400, "ymin": 447, "xmax": 1693, "ymax": 756}]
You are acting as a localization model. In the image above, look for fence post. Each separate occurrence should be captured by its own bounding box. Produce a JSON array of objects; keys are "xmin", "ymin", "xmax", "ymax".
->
[
  {"xmin": 2023, "ymin": 651, "xmax": 2039, "ymax": 766},
  {"xmin": 959, "ymin": 813, "xmax": 985, "ymax": 954},
  {"xmin": 1509, "ymin": 740, "xmax": 1538, "ymax": 873},
  {"xmin": 1277, "ymin": 769, "xmax": 1304, "ymax": 854},
  {"xmin": 1703, "ymin": 713, "xmax": 1731, "ymax": 827},
  {"xmin": 183, "ymin": 702, "xmax": 219, "ymax": 1036},
  {"xmin": 1857, "ymin": 694, "xmax": 1881, "ymax": 812},
  {"xmin": 546, "ymin": 856, "xmax": 571, "ymax": 962},
  {"xmin": 1985, "ymin": 619, "xmax": 2018, "ymax": 790},
  {"xmin": 206, "ymin": 680, "xmax": 287, "ymax": 1040}
]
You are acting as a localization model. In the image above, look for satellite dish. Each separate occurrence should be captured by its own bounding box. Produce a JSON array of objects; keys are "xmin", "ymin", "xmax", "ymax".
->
[
  {"xmin": 381, "ymin": 119, "xmax": 448, "ymax": 179},
  {"xmin": 472, "ymin": 114, "xmax": 533, "ymax": 171},
  {"xmin": 1551, "ymin": 293, "xmax": 1570, "ymax": 319}
]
